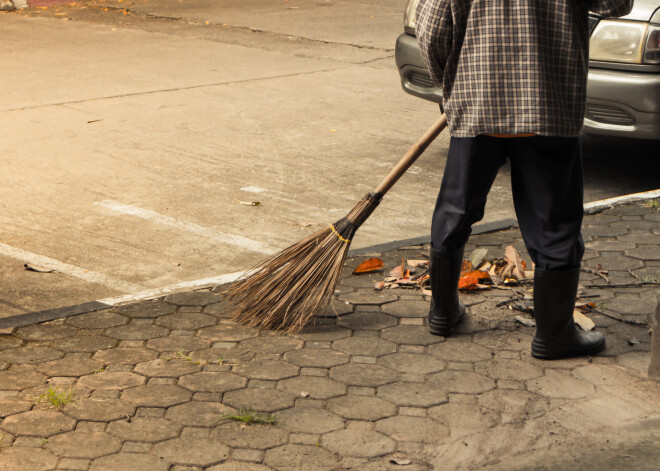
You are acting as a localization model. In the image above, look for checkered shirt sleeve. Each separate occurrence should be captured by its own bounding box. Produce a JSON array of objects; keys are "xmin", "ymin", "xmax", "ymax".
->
[{"xmin": 415, "ymin": 0, "xmax": 633, "ymax": 137}]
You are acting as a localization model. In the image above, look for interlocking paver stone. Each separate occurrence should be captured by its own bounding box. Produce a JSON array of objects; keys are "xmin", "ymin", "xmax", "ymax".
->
[
  {"xmin": 377, "ymin": 382, "xmax": 448, "ymax": 407},
  {"xmin": 122, "ymin": 384, "xmax": 191, "ymax": 407},
  {"xmin": 154, "ymin": 437, "xmax": 231, "ymax": 467},
  {"xmin": 67, "ymin": 311, "xmax": 128, "ymax": 329},
  {"xmin": 274, "ymin": 407, "xmax": 344, "ymax": 434},
  {"xmin": 376, "ymin": 415, "xmax": 449, "ymax": 443},
  {"xmin": 114, "ymin": 300, "xmax": 177, "ymax": 318},
  {"xmin": 77, "ymin": 371, "xmax": 145, "ymax": 390},
  {"xmin": 526, "ymin": 370, "xmax": 596, "ymax": 399},
  {"xmin": 293, "ymin": 325, "xmax": 351, "ymax": 342},
  {"xmin": 478, "ymin": 389, "xmax": 550, "ymax": 424},
  {"xmin": 429, "ymin": 402, "xmax": 498, "ymax": 432},
  {"xmin": 428, "ymin": 341, "xmax": 493, "ymax": 362},
  {"xmin": 0, "ymin": 336, "xmax": 22, "ymax": 350},
  {"xmin": 90, "ymin": 452, "xmax": 170, "ymax": 471},
  {"xmin": 212, "ymin": 421, "xmax": 288, "ymax": 449},
  {"xmin": 327, "ymin": 395, "xmax": 397, "ymax": 421},
  {"xmin": 57, "ymin": 334, "xmax": 118, "ymax": 352},
  {"xmin": 277, "ymin": 376, "xmax": 345, "ymax": 399},
  {"xmin": 179, "ymin": 371, "xmax": 246, "ymax": 392},
  {"xmin": 208, "ymin": 462, "xmax": 272, "ymax": 471},
  {"xmin": 106, "ymin": 322, "xmax": 168, "ymax": 340},
  {"xmin": 63, "ymin": 398, "xmax": 135, "ymax": 421},
  {"xmin": 232, "ymin": 359, "xmax": 299, "ymax": 381},
  {"xmin": 45, "ymin": 431, "xmax": 121, "ymax": 458},
  {"xmin": 156, "ymin": 312, "xmax": 217, "ymax": 330},
  {"xmin": 428, "ymin": 370, "xmax": 496, "ymax": 394},
  {"xmin": 332, "ymin": 337, "xmax": 396, "ymax": 356},
  {"xmin": 381, "ymin": 325, "xmax": 444, "ymax": 345},
  {"xmin": 473, "ymin": 330, "xmax": 533, "ymax": 351},
  {"xmin": 0, "ymin": 346, "xmax": 62, "ymax": 364},
  {"xmin": 264, "ymin": 444, "xmax": 341, "ymax": 470},
  {"xmin": 15, "ymin": 323, "xmax": 77, "ymax": 341},
  {"xmin": 146, "ymin": 335, "xmax": 210, "ymax": 352},
  {"xmin": 164, "ymin": 291, "xmax": 224, "ymax": 306},
  {"xmin": 189, "ymin": 346, "xmax": 253, "ymax": 364},
  {"xmin": 36, "ymin": 357, "xmax": 105, "ymax": 377},
  {"xmin": 0, "ymin": 365, "xmax": 46, "ymax": 390},
  {"xmin": 338, "ymin": 291, "xmax": 398, "ymax": 306},
  {"xmin": 93, "ymin": 347, "xmax": 158, "ymax": 365},
  {"xmin": 283, "ymin": 349, "xmax": 349, "ymax": 368},
  {"xmin": 106, "ymin": 417, "xmax": 181, "ymax": 442},
  {"xmin": 223, "ymin": 388, "xmax": 295, "ymax": 412},
  {"xmin": 1, "ymin": 410, "xmax": 75, "ymax": 437},
  {"xmin": 474, "ymin": 359, "xmax": 544, "ymax": 381},
  {"xmin": 329, "ymin": 364, "xmax": 394, "ymax": 387},
  {"xmin": 322, "ymin": 428, "xmax": 396, "ymax": 458},
  {"xmin": 337, "ymin": 312, "xmax": 397, "ymax": 331},
  {"xmin": 239, "ymin": 336, "xmax": 303, "ymax": 354},
  {"xmin": 0, "ymin": 447, "xmax": 58, "ymax": 471},
  {"xmin": 382, "ymin": 300, "xmax": 430, "ymax": 318},
  {"xmin": 379, "ymin": 352, "xmax": 445, "ymax": 375},
  {"xmin": 198, "ymin": 323, "xmax": 259, "ymax": 342},
  {"xmin": 166, "ymin": 401, "xmax": 235, "ymax": 427},
  {"xmin": 0, "ymin": 397, "xmax": 32, "ymax": 418},
  {"xmin": 134, "ymin": 359, "xmax": 201, "ymax": 377}
]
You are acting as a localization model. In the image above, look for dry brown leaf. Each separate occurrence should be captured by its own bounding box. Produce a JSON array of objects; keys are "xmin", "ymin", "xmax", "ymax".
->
[
  {"xmin": 407, "ymin": 259, "xmax": 429, "ymax": 268},
  {"xmin": 504, "ymin": 245, "xmax": 526, "ymax": 280},
  {"xmin": 353, "ymin": 258, "xmax": 384, "ymax": 274},
  {"xmin": 573, "ymin": 310, "xmax": 595, "ymax": 331},
  {"xmin": 237, "ymin": 200, "xmax": 261, "ymax": 206}
]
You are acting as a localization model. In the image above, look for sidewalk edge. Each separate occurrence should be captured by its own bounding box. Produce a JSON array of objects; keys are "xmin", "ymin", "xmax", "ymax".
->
[{"xmin": 2, "ymin": 189, "xmax": 658, "ymax": 328}]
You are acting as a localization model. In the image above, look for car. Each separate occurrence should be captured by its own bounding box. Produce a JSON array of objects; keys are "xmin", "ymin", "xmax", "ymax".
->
[{"xmin": 395, "ymin": 0, "xmax": 660, "ymax": 140}]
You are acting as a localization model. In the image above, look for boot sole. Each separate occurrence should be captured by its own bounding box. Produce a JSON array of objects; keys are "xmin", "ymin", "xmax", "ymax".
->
[
  {"xmin": 531, "ymin": 337, "xmax": 606, "ymax": 360},
  {"xmin": 429, "ymin": 308, "xmax": 466, "ymax": 337}
]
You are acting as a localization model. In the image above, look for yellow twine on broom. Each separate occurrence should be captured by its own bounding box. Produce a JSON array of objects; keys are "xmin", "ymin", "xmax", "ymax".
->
[{"xmin": 329, "ymin": 224, "xmax": 351, "ymax": 243}]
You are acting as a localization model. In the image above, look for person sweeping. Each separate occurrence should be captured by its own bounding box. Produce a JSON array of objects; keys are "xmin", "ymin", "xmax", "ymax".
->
[{"xmin": 415, "ymin": 0, "xmax": 632, "ymax": 359}]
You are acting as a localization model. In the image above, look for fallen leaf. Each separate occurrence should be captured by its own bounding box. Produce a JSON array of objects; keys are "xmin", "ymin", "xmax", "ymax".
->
[
  {"xmin": 24, "ymin": 264, "xmax": 55, "ymax": 273},
  {"xmin": 297, "ymin": 222, "xmax": 313, "ymax": 227},
  {"xmin": 514, "ymin": 315, "xmax": 536, "ymax": 327},
  {"xmin": 502, "ymin": 246, "xmax": 526, "ymax": 280},
  {"xmin": 390, "ymin": 458, "xmax": 412, "ymax": 465},
  {"xmin": 573, "ymin": 310, "xmax": 595, "ymax": 331},
  {"xmin": 300, "ymin": 391, "xmax": 309, "ymax": 397},
  {"xmin": 461, "ymin": 260, "xmax": 474, "ymax": 274},
  {"xmin": 461, "ymin": 270, "xmax": 491, "ymax": 282},
  {"xmin": 422, "ymin": 289, "xmax": 432, "ymax": 296},
  {"xmin": 628, "ymin": 338, "xmax": 640, "ymax": 346},
  {"xmin": 237, "ymin": 200, "xmax": 261, "ymax": 206},
  {"xmin": 470, "ymin": 248, "xmax": 488, "ymax": 270},
  {"xmin": 353, "ymin": 257, "xmax": 383, "ymax": 274},
  {"xmin": 374, "ymin": 281, "xmax": 385, "ymax": 291},
  {"xmin": 390, "ymin": 257, "xmax": 410, "ymax": 279},
  {"xmin": 458, "ymin": 274, "xmax": 480, "ymax": 290},
  {"xmin": 407, "ymin": 259, "xmax": 428, "ymax": 268}
]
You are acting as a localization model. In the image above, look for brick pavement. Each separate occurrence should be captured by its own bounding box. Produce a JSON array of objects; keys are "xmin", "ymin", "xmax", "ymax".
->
[{"xmin": 0, "ymin": 200, "xmax": 659, "ymax": 470}]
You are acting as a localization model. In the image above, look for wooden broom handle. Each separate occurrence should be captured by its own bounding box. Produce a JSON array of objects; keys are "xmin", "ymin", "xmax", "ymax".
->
[{"xmin": 373, "ymin": 114, "xmax": 447, "ymax": 196}]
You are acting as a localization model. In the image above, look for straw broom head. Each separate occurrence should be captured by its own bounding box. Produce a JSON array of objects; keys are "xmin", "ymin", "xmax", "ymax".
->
[
  {"xmin": 225, "ymin": 115, "xmax": 447, "ymax": 332},
  {"xmin": 225, "ymin": 192, "xmax": 381, "ymax": 332}
]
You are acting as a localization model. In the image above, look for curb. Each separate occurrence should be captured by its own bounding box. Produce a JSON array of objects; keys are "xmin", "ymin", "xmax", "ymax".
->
[{"xmin": 1, "ymin": 191, "xmax": 657, "ymax": 329}]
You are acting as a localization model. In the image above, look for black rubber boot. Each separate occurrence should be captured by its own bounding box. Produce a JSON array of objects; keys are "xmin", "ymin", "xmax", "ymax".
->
[
  {"xmin": 531, "ymin": 267, "xmax": 606, "ymax": 359},
  {"xmin": 428, "ymin": 245, "xmax": 467, "ymax": 336}
]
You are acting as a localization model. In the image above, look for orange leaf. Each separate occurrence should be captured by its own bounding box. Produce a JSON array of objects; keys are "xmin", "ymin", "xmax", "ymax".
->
[
  {"xmin": 461, "ymin": 260, "xmax": 474, "ymax": 274},
  {"xmin": 461, "ymin": 270, "xmax": 491, "ymax": 282},
  {"xmin": 352, "ymin": 258, "xmax": 383, "ymax": 274},
  {"xmin": 458, "ymin": 274, "xmax": 480, "ymax": 290}
]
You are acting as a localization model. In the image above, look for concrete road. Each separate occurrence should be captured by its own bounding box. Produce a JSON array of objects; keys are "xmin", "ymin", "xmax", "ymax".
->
[{"xmin": 1, "ymin": 0, "xmax": 658, "ymax": 317}]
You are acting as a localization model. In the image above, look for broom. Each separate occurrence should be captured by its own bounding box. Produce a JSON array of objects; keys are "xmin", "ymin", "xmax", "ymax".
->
[{"xmin": 226, "ymin": 114, "xmax": 448, "ymax": 332}]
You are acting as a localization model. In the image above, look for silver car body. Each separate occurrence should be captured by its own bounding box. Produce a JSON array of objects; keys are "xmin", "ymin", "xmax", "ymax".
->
[{"xmin": 395, "ymin": 0, "xmax": 660, "ymax": 139}]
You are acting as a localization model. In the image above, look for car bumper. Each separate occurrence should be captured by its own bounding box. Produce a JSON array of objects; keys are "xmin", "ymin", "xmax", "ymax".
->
[
  {"xmin": 396, "ymin": 33, "xmax": 660, "ymax": 140},
  {"xmin": 395, "ymin": 33, "xmax": 443, "ymax": 104},
  {"xmin": 584, "ymin": 67, "xmax": 660, "ymax": 140}
]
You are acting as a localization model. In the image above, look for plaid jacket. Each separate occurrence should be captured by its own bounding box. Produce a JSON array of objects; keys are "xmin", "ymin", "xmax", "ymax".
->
[{"xmin": 415, "ymin": 0, "xmax": 633, "ymax": 137}]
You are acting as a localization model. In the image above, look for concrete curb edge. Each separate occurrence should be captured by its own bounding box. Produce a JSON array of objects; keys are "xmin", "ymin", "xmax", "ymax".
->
[{"xmin": 1, "ymin": 190, "xmax": 658, "ymax": 329}]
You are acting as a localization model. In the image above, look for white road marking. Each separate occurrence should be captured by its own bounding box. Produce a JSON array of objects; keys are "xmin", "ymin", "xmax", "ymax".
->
[
  {"xmin": 95, "ymin": 200, "xmax": 274, "ymax": 254},
  {"xmin": 0, "ymin": 242, "xmax": 144, "ymax": 293},
  {"xmin": 99, "ymin": 270, "xmax": 245, "ymax": 306}
]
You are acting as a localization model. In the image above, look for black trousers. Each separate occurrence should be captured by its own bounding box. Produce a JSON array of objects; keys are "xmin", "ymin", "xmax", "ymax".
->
[{"xmin": 431, "ymin": 135, "xmax": 585, "ymax": 270}]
